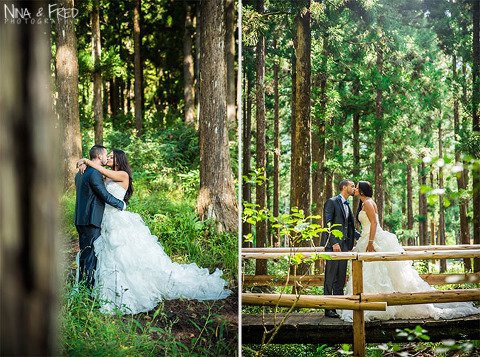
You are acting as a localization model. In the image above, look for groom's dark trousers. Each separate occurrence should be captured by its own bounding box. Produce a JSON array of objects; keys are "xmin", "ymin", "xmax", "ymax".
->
[
  {"xmin": 321, "ymin": 195, "xmax": 360, "ymax": 300},
  {"xmin": 75, "ymin": 167, "xmax": 124, "ymax": 289}
]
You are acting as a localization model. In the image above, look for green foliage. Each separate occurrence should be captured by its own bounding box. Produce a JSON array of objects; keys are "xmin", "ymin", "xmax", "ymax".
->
[
  {"xmin": 102, "ymin": 124, "xmax": 199, "ymax": 175},
  {"xmin": 396, "ymin": 326, "xmax": 430, "ymax": 342}
]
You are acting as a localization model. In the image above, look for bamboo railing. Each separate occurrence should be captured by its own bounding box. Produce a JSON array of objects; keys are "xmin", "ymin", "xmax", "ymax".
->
[{"xmin": 241, "ymin": 245, "xmax": 480, "ymax": 357}]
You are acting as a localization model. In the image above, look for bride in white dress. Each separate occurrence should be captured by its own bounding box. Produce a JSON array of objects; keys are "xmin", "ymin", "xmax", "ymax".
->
[
  {"xmin": 77, "ymin": 150, "xmax": 231, "ymax": 314},
  {"xmin": 341, "ymin": 181, "xmax": 478, "ymax": 322}
]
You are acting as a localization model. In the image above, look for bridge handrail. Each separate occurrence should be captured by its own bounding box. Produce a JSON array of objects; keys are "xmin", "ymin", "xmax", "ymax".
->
[
  {"xmin": 242, "ymin": 244, "xmax": 480, "ymax": 253},
  {"xmin": 241, "ymin": 249, "xmax": 480, "ymax": 261}
]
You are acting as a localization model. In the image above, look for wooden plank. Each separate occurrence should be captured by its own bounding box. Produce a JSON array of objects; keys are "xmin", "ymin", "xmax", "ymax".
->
[
  {"xmin": 352, "ymin": 260, "xmax": 365, "ymax": 357},
  {"xmin": 241, "ymin": 251, "xmax": 357, "ymax": 260},
  {"xmin": 242, "ymin": 273, "xmax": 480, "ymax": 286},
  {"xmin": 242, "ymin": 293, "xmax": 387, "ymax": 311},
  {"xmin": 357, "ymin": 249, "xmax": 480, "ymax": 262},
  {"xmin": 241, "ymin": 313, "xmax": 480, "ymax": 344},
  {"xmin": 242, "ymin": 289, "xmax": 479, "ymax": 308},
  {"xmin": 241, "ymin": 244, "xmax": 480, "ymax": 253},
  {"xmin": 360, "ymin": 289, "xmax": 480, "ymax": 305},
  {"xmin": 241, "ymin": 249, "xmax": 480, "ymax": 261}
]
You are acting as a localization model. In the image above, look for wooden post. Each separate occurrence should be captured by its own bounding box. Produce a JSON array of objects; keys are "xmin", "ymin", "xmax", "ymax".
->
[
  {"xmin": 352, "ymin": 260, "xmax": 366, "ymax": 357},
  {"xmin": 431, "ymin": 221, "xmax": 436, "ymax": 265}
]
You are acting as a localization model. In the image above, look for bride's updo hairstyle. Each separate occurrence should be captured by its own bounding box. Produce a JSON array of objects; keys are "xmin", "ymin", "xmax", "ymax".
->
[
  {"xmin": 112, "ymin": 149, "xmax": 134, "ymax": 205},
  {"xmin": 356, "ymin": 181, "xmax": 373, "ymax": 223}
]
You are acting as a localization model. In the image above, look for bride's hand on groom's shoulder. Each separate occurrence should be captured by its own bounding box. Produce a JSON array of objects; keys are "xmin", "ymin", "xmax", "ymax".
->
[{"xmin": 76, "ymin": 158, "xmax": 87, "ymax": 174}]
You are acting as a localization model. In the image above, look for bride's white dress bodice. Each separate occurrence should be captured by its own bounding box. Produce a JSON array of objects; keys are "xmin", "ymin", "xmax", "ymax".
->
[
  {"xmin": 341, "ymin": 210, "xmax": 478, "ymax": 322},
  {"xmin": 93, "ymin": 181, "xmax": 231, "ymax": 315}
]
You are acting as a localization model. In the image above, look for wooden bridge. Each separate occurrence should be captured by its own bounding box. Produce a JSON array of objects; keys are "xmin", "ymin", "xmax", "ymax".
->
[{"xmin": 241, "ymin": 245, "xmax": 480, "ymax": 356}]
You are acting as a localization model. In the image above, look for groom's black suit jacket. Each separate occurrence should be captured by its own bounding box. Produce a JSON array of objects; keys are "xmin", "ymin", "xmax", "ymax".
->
[
  {"xmin": 320, "ymin": 195, "xmax": 360, "ymax": 251},
  {"xmin": 74, "ymin": 167, "xmax": 124, "ymax": 228}
]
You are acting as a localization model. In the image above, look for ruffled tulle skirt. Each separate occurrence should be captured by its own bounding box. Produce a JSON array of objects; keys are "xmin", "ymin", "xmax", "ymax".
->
[
  {"xmin": 93, "ymin": 207, "xmax": 231, "ymax": 314},
  {"xmin": 340, "ymin": 227, "xmax": 479, "ymax": 322}
]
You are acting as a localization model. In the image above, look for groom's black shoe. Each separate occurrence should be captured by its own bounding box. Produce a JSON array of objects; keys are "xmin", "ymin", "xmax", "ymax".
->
[{"xmin": 325, "ymin": 309, "xmax": 340, "ymax": 318}]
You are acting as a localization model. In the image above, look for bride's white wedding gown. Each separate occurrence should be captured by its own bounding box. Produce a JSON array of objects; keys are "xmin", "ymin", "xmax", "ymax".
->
[
  {"xmin": 341, "ymin": 210, "xmax": 479, "ymax": 322},
  {"xmin": 92, "ymin": 181, "xmax": 232, "ymax": 314}
]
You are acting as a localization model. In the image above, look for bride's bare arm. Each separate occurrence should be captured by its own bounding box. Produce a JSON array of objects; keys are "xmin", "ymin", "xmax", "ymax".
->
[
  {"xmin": 77, "ymin": 158, "xmax": 129, "ymax": 182},
  {"xmin": 363, "ymin": 200, "xmax": 377, "ymax": 252}
]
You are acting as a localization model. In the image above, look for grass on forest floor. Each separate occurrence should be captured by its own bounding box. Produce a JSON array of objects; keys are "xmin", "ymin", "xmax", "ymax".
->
[
  {"xmin": 243, "ymin": 340, "xmax": 480, "ymax": 357},
  {"xmin": 60, "ymin": 173, "xmax": 238, "ymax": 356},
  {"xmin": 61, "ymin": 283, "xmax": 237, "ymax": 357}
]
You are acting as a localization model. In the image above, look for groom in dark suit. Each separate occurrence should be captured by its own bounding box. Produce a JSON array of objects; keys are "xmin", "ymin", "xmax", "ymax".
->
[
  {"xmin": 75, "ymin": 145, "xmax": 125, "ymax": 289},
  {"xmin": 320, "ymin": 179, "xmax": 360, "ymax": 318}
]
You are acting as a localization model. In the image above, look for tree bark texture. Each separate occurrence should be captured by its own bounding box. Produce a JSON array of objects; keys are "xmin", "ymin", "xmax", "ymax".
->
[
  {"xmin": 242, "ymin": 71, "xmax": 253, "ymax": 247},
  {"xmin": 56, "ymin": 0, "xmax": 82, "ymax": 191},
  {"xmin": 290, "ymin": 50, "xmax": 297, "ymax": 207},
  {"xmin": 0, "ymin": 2, "xmax": 60, "ymax": 353},
  {"xmin": 255, "ymin": 0, "xmax": 268, "ymax": 275},
  {"xmin": 418, "ymin": 159, "xmax": 428, "ymax": 246},
  {"xmin": 438, "ymin": 124, "xmax": 446, "ymax": 272},
  {"xmin": 312, "ymin": 36, "xmax": 328, "ymax": 225},
  {"xmin": 92, "ymin": 0, "xmax": 103, "ymax": 145},
  {"xmin": 407, "ymin": 164, "xmax": 414, "ymax": 245},
  {"xmin": 225, "ymin": 0, "xmax": 236, "ymax": 134},
  {"xmin": 291, "ymin": 3, "xmax": 312, "ymax": 262},
  {"xmin": 352, "ymin": 79, "xmax": 360, "ymax": 223},
  {"xmin": 273, "ymin": 57, "xmax": 281, "ymax": 247},
  {"xmin": 453, "ymin": 55, "xmax": 471, "ymax": 271},
  {"xmin": 183, "ymin": 4, "xmax": 195, "ymax": 126},
  {"xmin": 473, "ymin": 0, "xmax": 479, "ymax": 131},
  {"xmin": 472, "ymin": 0, "xmax": 480, "ymax": 272},
  {"xmin": 133, "ymin": 0, "xmax": 143, "ymax": 136},
  {"xmin": 374, "ymin": 40, "xmax": 384, "ymax": 226},
  {"xmin": 196, "ymin": 0, "xmax": 238, "ymax": 232}
]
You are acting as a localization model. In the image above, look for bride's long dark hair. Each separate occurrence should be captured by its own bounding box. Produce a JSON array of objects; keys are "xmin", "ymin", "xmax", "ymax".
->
[
  {"xmin": 112, "ymin": 149, "xmax": 133, "ymax": 204},
  {"xmin": 356, "ymin": 181, "xmax": 373, "ymax": 223}
]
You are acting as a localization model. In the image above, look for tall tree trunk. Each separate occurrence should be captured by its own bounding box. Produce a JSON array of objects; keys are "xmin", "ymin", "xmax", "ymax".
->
[
  {"xmin": 438, "ymin": 124, "xmax": 446, "ymax": 272},
  {"xmin": 418, "ymin": 158, "xmax": 428, "ymax": 246},
  {"xmin": 92, "ymin": 0, "xmax": 103, "ymax": 145},
  {"xmin": 196, "ymin": 0, "xmax": 238, "ymax": 232},
  {"xmin": 374, "ymin": 39, "xmax": 384, "ymax": 226},
  {"xmin": 195, "ymin": 3, "xmax": 201, "ymax": 128},
  {"xmin": 0, "ymin": 1, "xmax": 60, "ymax": 354},
  {"xmin": 290, "ymin": 49, "xmax": 297, "ymax": 209},
  {"xmin": 472, "ymin": 0, "xmax": 480, "ymax": 272},
  {"xmin": 473, "ymin": 0, "xmax": 480, "ymax": 132},
  {"xmin": 183, "ymin": 4, "xmax": 195, "ymax": 126},
  {"xmin": 119, "ymin": 79, "xmax": 125, "ymax": 115},
  {"xmin": 407, "ymin": 163, "xmax": 414, "ymax": 245},
  {"xmin": 454, "ymin": 56, "xmax": 472, "ymax": 271},
  {"xmin": 110, "ymin": 77, "xmax": 119, "ymax": 118},
  {"xmin": 273, "ymin": 51, "xmax": 281, "ymax": 247},
  {"xmin": 225, "ymin": 0, "xmax": 236, "ymax": 135},
  {"xmin": 352, "ymin": 79, "xmax": 360, "ymax": 221},
  {"xmin": 56, "ymin": 0, "xmax": 82, "ymax": 191},
  {"xmin": 325, "ymin": 120, "xmax": 334, "ymax": 201},
  {"xmin": 312, "ymin": 37, "xmax": 328, "ymax": 226},
  {"xmin": 125, "ymin": 77, "xmax": 131, "ymax": 115},
  {"xmin": 291, "ymin": 1, "xmax": 312, "ymax": 276},
  {"xmin": 133, "ymin": 0, "xmax": 143, "ymax": 136},
  {"xmin": 242, "ymin": 71, "xmax": 253, "ymax": 248},
  {"xmin": 103, "ymin": 81, "xmax": 109, "ymax": 116},
  {"xmin": 255, "ymin": 0, "xmax": 268, "ymax": 275}
]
